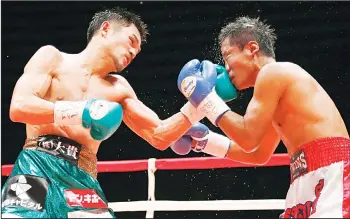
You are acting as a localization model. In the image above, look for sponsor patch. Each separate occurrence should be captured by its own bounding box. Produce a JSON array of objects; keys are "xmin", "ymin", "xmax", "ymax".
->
[
  {"xmin": 2, "ymin": 175, "xmax": 49, "ymax": 212},
  {"xmin": 64, "ymin": 189, "xmax": 108, "ymax": 209},
  {"xmin": 37, "ymin": 136, "xmax": 81, "ymax": 165},
  {"xmin": 290, "ymin": 150, "xmax": 308, "ymax": 181}
]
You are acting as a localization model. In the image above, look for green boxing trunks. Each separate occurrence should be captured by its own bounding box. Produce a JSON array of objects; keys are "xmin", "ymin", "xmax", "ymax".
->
[{"xmin": 1, "ymin": 135, "xmax": 115, "ymax": 218}]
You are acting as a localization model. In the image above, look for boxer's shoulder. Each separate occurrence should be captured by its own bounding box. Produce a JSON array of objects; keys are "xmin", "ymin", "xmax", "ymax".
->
[
  {"xmin": 105, "ymin": 74, "xmax": 137, "ymax": 99},
  {"xmin": 261, "ymin": 62, "xmax": 307, "ymax": 77},
  {"xmin": 24, "ymin": 45, "xmax": 63, "ymax": 75},
  {"xmin": 105, "ymin": 74, "xmax": 128, "ymax": 86},
  {"xmin": 257, "ymin": 62, "xmax": 305, "ymax": 86},
  {"xmin": 257, "ymin": 62, "xmax": 291, "ymax": 84},
  {"xmin": 32, "ymin": 45, "xmax": 62, "ymax": 62},
  {"xmin": 260, "ymin": 62, "xmax": 297, "ymax": 74}
]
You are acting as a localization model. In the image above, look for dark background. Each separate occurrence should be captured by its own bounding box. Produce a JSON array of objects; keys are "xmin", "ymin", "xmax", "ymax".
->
[{"xmin": 2, "ymin": 1, "xmax": 349, "ymax": 218}]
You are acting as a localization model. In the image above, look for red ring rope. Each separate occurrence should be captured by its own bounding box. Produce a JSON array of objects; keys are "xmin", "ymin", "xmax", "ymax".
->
[{"xmin": 1, "ymin": 154, "xmax": 289, "ymax": 176}]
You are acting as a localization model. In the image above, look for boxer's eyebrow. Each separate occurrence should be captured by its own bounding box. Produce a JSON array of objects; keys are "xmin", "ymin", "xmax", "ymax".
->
[
  {"xmin": 132, "ymin": 34, "xmax": 139, "ymax": 44},
  {"xmin": 132, "ymin": 34, "xmax": 141, "ymax": 53}
]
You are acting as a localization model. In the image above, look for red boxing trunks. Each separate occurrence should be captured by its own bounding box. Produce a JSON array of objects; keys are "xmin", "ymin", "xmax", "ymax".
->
[{"xmin": 280, "ymin": 137, "xmax": 350, "ymax": 218}]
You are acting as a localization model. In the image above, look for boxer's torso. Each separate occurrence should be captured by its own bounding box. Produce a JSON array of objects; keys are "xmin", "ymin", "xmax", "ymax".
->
[
  {"xmin": 269, "ymin": 62, "xmax": 348, "ymax": 156},
  {"xmin": 26, "ymin": 52, "xmax": 129, "ymax": 154}
]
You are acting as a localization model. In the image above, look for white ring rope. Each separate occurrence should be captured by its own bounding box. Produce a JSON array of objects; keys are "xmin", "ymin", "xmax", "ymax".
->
[
  {"xmin": 107, "ymin": 158, "xmax": 285, "ymax": 218},
  {"xmin": 108, "ymin": 199, "xmax": 286, "ymax": 212},
  {"xmin": 146, "ymin": 158, "xmax": 157, "ymax": 218}
]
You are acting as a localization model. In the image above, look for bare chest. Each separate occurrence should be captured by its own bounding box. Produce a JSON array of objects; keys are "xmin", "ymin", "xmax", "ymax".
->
[{"xmin": 45, "ymin": 69, "xmax": 116, "ymax": 102}]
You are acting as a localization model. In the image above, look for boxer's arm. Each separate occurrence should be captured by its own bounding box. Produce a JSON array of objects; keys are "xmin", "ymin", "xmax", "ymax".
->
[
  {"xmin": 218, "ymin": 63, "xmax": 287, "ymax": 152},
  {"xmin": 113, "ymin": 76, "xmax": 192, "ymax": 150},
  {"xmin": 122, "ymin": 98, "xmax": 192, "ymax": 150},
  {"xmin": 225, "ymin": 123, "xmax": 281, "ymax": 164},
  {"xmin": 9, "ymin": 45, "xmax": 61, "ymax": 124}
]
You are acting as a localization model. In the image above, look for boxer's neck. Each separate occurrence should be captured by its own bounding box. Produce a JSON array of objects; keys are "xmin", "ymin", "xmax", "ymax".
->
[
  {"xmin": 79, "ymin": 40, "xmax": 116, "ymax": 77},
  {"xmin": 256, "ymin": 56, "xmax": 276, "ymax": 69},
  {"xmin": 249, "ymin": 56, "xmax": 276, "ymax": 88}
]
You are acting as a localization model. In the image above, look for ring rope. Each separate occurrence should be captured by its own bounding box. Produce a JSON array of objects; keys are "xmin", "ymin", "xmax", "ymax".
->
[
  {"xmin": 108, "ymin": 199, "xmax": 286, "ymax": 212},
  {"xmin": 1, "ymin": 153, "xmax": 289, "ymax": 175}
]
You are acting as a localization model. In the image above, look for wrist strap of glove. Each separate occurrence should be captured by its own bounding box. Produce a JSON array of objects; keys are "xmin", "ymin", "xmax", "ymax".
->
[
  {"xmin": 201, "ymin": 131, "xmax": 231, "ymax": 157},
  {"xmin": 54, "ymin": 101, "xmax": 86, "ymax": 125},
  {"xmin": 197, "ymin": 91, "xmax": 230, "ymax": 126},
  {"xmin": 180, "ymin": 101, "xmax": 205, "ymax": 124}
]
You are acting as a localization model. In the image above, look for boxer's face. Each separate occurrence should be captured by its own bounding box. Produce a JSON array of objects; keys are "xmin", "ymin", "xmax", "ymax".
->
[
  {"xmin": 221, "ymin": 38, "xmax": 258, "ymax": 90},
  {"xmin": 102, "ymin": 22, "xmax": 142, "ymax": 72}
]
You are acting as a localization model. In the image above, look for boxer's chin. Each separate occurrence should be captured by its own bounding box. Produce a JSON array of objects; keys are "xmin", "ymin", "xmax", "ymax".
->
[
  {"xmin": 114, "ymin": 59, "xmax": 125, "ymax": 72},
  {"xmin": 232, "ymin": 81, "xmax": 243, "ymax": 91},
  {"xmin": 231, "ymin": 79, "xmax": 239, "ymax": 89}
]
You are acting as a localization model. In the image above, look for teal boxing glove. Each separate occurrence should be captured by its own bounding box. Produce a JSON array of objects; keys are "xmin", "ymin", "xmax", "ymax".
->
[
  {"xmin": 54, "ymin": 99, "xmax": 123, "ymax": 141},
  {"xmin": 82, "ymin": 99, "xmax": 123, "ymax": 140},
  {"xmin": 214, "ymin": 64, "xmax": 237, "ymax": 102}
]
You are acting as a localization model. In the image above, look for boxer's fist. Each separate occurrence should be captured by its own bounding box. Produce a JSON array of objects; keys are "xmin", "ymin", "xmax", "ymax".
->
[
  {"xmin": 178, "ymin": 59, "xmax": 230, "ymax": 126},
  {"xmin": 214, "ymin": 64, "xmax": 238, "ymax": 102},
  {"xmin": 171, "ymin": 122, "xmax": 209, "ymax": 155},
  {"xmin": 171, "ymin": 123, "xmax": 231, "ymax": 157},
  {"xmin": 170, "ymin": 136, "xmax": 192, "ymax": 155},
  {"xmin": 177, "ymin": 59, "xmax": 216, "ymax": 107},
  {"xmin": 54, "ymin": 99, "xmax": 123, "ymax": 141},
  {"xmin": 82, "ymin": 99, "xmax": 123, "ymax": 141}
]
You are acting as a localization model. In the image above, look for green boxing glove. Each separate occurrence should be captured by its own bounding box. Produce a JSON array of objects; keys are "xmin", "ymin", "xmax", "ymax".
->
[
  {"xmin": 54, "ymin": 99, "xmax": 123, "ymax": 141},
  {"xmin": 214, "ymin": 64, "xmax": 238, "ymax": 102},
  {"xmin": 82, "ymin": 99, "xmax": 123, "ymax": 141}
]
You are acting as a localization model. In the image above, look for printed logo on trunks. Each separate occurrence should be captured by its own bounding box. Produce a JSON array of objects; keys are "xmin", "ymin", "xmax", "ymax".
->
[
  {"xmin": 64, "ymin": 189, "xmax": 108, "ymax": 209},
  {"xmin": 290, "ymin": 150, "xmax": 307, "ymax": 181},
  {"xmin": 37, "ymin": 138, "xmax": 81, "ymax": 165},
  {"xmin": 2, "ymin": 175, "xmax": 49, "ymax": 212},
  {"xmin": 282, "ymin": 179, "xmax": 324, "ymax": 218}
]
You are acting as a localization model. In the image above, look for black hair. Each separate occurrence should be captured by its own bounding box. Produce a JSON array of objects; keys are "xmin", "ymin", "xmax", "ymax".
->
[
  {"xmin": 87, "ymin": 7, "xmax": 149, "ymax": 44},
  {"xmin": 218, "ymin": 16, "xmax": 277, "ymax": 58}
]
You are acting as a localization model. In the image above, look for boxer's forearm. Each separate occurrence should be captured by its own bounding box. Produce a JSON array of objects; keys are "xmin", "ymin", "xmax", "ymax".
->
[
  {"xmin": 217, "ymin": 111, "xmax": 259, "ymax": 152},
  {"xmin": 152, "ymin": 113, "xmax": 192, "ymax": 148},
  {"xmin": 10, "ymin": 95, "xmax": 55, "ymax": 125},
  {"xmin": 199, "ymin": 122, "xmax": 279, "ymax": 163},
  {"xmin": 225, "ymin": 141, "xmax": 269, "ymax": 165},
  {"xmin": 222, "ymin": 118, "xmax": 280, "ymax": 163},
  {"xmin": 122, "ymin": 98, "xmax": 192, "ymax": 150}
]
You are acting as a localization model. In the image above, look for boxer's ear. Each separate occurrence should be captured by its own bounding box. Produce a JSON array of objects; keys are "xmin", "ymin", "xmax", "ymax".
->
[
  {"xmin": 100, "ymin": 21, "xmax": 112, "ymax": 38},
  {"xmin": 245, "ymin": 41, "xmax": 259, "ymax": 57}
]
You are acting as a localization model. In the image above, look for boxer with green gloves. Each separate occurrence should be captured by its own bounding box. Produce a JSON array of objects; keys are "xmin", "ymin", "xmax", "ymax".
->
[{"xmin": 4, "ymin": 8, "xmax": 212, "ymax": 218}]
